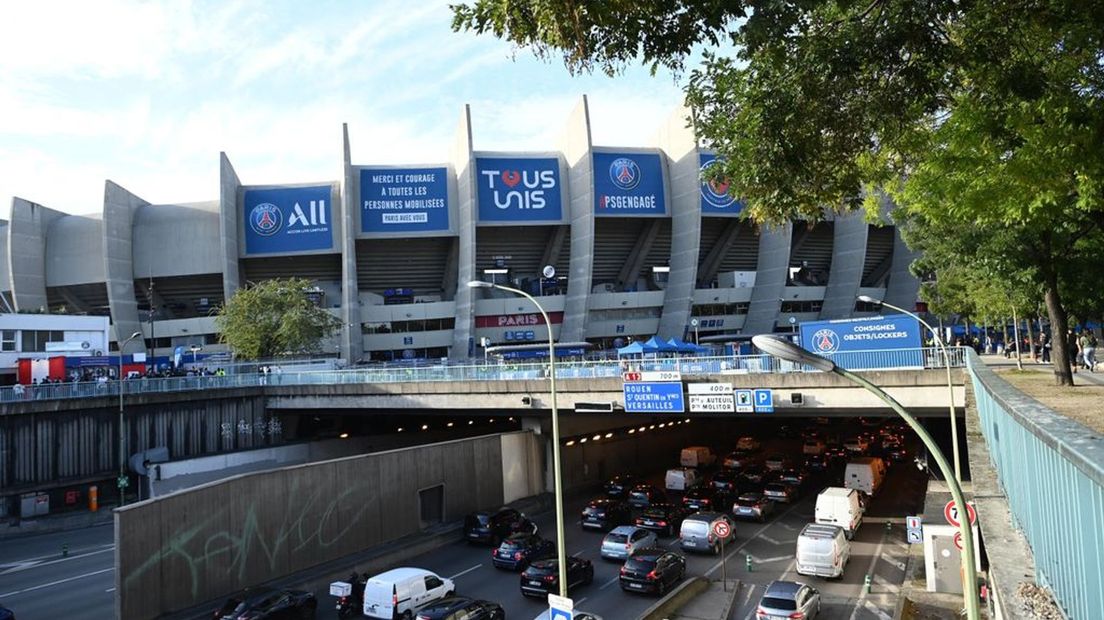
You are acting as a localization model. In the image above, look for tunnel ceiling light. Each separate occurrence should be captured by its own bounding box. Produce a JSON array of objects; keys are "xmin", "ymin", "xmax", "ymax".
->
[
  {"xmin": 566, "ymin": 440, "xmax": 576, "ymax": 446},
  {"xmin": 468, "ymin": 420, "xmax": 474, "ymax": 425},
  {"xmin": 592, "ymin": 434, "xmax": 602, "ymax": 441},
  {"xmin": 447, "ymin": 422, "xmax": 454, "ymax": 427},
  {"xmin": 628, "ymin": 429, "xmax": 636, "ymax": 434},
  {"xmin": 509, "ymin": 417, "xmax": 515, "ymax": 422},
  {"xmin": 649, "ymin": 425, "xmax": 656, "ymax": 430},
  {"xmin": 489, "ymin": 418, "xmax": 495, "ymax": 423},
  {"xmin": 339, "ymin": 432, "xmax": 349, "ymax": 439},
  {"xmin": 397, "ymin": 427, "xmax": 404, "ymax": 432},
  {"xmin": 684, "ymin": 418, "xmax": 691, "ymax": 423},
  {"xmin": 421, "ymin": 424, "xmax": 429, "ymax": 430},
  {"xmin": 580, "ymin": 437, "xmax": 588, "ymax": 443},
  {"xmin": 638, "ymin": 426, "xmax": 646, "ymax": 432},
  {"xmin": 604, "ymin": 432, "xmax": 613, "ymax": 438}
]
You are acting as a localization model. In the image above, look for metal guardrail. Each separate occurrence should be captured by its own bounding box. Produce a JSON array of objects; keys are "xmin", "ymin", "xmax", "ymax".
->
[
  {"xmin": 0, "ymin": 346, "xmax": 964, "ymax": 405},
  {"xmin": 966, "ymin": 350, "xmax": 1103, "ymax": 619}
]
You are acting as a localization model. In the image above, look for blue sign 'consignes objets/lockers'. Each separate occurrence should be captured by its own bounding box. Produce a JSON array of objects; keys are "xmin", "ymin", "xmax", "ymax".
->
[
  {"xmin": 244, "ymin": 185, "xmax": 333, "ymax": 255},
  {"xmin": 594, "ymin": 151, "xmax": 666, "ymax": 216},
  {"xmin": 476, "ymin": 156, "xmax": 563, "ymax": 223},
  {"xmin": 623, "ymin": 382, "xmax": 685, "ymax": 413},
  {"xmin": 699, "ymin": 153, "xmax": 744, "ymax": 215},
  {"xmin": 360, "ymin": 167, "xmax": 449, "ymax": 233},
  {"xmin": 799, "ymin": 314, "xmax": 924, "ymax": 369}
]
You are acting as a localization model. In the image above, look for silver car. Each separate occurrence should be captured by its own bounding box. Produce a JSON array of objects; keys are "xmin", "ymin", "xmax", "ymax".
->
[
  {"xmin": 600, "ymin": 526, "xmax": 657, "ymax": 561},
  {"xmin": 757, "ymin": 580, "xmax": 821, "ymax": 620}
]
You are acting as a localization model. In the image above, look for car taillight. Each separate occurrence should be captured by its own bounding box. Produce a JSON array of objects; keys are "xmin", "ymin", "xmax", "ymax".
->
[
  {"xmin": 789, "ymin": 613, "xmax": 806, "ymax": 619},
  {"xmin": 492, "ymin": 549, "xmax": 499, "ymax": 556},
  {"xmin": 646, "ymin": 569, "xmax": 658, "ymax": 580},
  {"xmin": 620, "ymin": 566, "xmax": 628, "ymax": 576},
  {"xmin": 756, "ymin": 610, "xmax": 768, "ymax": 618},
  {"xmin": 393, "ymin": 593, "xmax": 398, "ymax": 606},
  {"xmin": 657, "ymin": 520, "xmax": 667, "ymax": 527},
  {"xmin": 514, "ymin": 551, "xmax": 523, "ymax": 560},
  {"xmin": 625, "ymin": 543, "xmax": 632, "ymax": 550},
  {"xmin": 544, "ymin": 575, "xmax": 556, "ymax": 582}
]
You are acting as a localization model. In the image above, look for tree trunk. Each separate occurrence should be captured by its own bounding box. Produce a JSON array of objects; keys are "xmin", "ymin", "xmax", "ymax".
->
[
  {"xmin": 1042, "ymin": 268, "xmax": 1074, "ymax": 386},
  {"xmin": 1026, "ymin": 318, "xmax": 1036, "ymax": 361}
]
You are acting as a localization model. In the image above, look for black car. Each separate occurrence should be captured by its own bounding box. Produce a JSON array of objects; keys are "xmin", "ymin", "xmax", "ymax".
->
[
  {"xmin": 214, "ymin": 587, "xmax": 317, "ymax": 619},
  {"xmin": 722, "ymin": 450, "xmax": 756, "ymax": 470},
  {"xmin": 619, "ymin": 548, "xmax": 686, "ymax": 595},
  {"xmin": 520, "ymin": 557, "xmax": 595, "ymax": 597},
  {"xmin": 805, "ymin": 454, "xmax": 831, "ymax": 472},
  {"xmin": 491, "ymin": 532, "xmax": 555, "ymax": 570},
  {"xmin": 777, "ymin": 468, "xmax": 809, "ymax": 488},
  {"xmin": 464, "ymin": 507, "xmax": 535, "ymax": 545},
  {"xmin": 604, "ymin": 474, "xmax": 639, "ymax": 498},
  {"xmin": 414, "ymin": 596, "xmax": 504, "ymax": 620},
  {"xmin": 681, "ymin": 486, "xmax": 731, "ymax": 513},
  {"xmin": 627, "ymin": 484, "xmax": 664, "ymax": 508},
  {"xmin": 739, "ymin": 466, "xmax": 768, "ymax": 487},
  {"xmin": 709, "ymin": 470, "xmax": 741, "ymax": 493},
  {"xmin": 763, "ymin": 481, "xmax": 798, "ymax": 503},
  {"xmin": 580, "ymin": 498, "xmax": 632, "ymax": 531},
  {"xmin": 634, "ymin": 503, "xmax": 690, "ymax": 537}
]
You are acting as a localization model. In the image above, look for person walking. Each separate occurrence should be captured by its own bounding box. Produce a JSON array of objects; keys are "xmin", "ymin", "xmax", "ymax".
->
[
  {"xmin": 1066, "ymin": 329, "xmax": 1079, "ymax": 372},
  {"xmin": 1079, "ymin": 330, "xmax": 1097, "ymax": 372}
]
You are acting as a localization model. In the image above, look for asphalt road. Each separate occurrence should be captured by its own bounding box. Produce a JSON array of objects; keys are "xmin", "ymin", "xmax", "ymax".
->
[
  {"xmin": 0, "ymin": 420, "xmax": 928, "ymax": 620},
  {"xmin": 0, "ymin": 523, "xmax": 116, "ymax": 620}
]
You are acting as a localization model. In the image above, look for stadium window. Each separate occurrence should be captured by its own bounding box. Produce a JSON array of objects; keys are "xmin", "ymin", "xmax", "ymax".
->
[{"xmin": 1, "ymin": 330, "xmax": 15, "ymax": 352}]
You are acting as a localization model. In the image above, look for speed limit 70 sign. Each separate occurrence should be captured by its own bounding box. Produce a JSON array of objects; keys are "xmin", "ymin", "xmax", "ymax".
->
[{"xmin": 944, "ymin": 500, "xmax": 977, "ymax": 528}]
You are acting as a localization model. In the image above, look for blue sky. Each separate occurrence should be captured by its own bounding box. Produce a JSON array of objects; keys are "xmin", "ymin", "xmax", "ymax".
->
[{"xmin": 0, "ymin": 0, "xmax": 690, "ymax": 215}]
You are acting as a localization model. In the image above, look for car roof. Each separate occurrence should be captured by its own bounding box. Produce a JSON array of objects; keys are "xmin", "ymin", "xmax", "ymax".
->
[
  {"xmin": 369, "ymin": 567, "xmax": 435, "ymax": 582},
  {"xmin": 764, "ymin": 580, "xmax": 807, "ymax": 597},
  {"xmin": 628, "ymin": 547, "xmax": 665, "ymax": 560},
  {"xmin": 418, "ymin": 596, "xmax": 473, "ymax": 613},
  {"xmin": 801, "ymin": 523, "xmax": 843, "ymax": 538},
  {"xmin": 819, "ymin": 487, "xmax": 854, "ymax": 498},
  {"xmin": 684, "ymin": 512, "xmax": 723, "ymax": 522}
]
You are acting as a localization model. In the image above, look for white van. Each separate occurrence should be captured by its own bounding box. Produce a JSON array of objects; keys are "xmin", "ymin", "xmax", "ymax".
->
[
  {"xmin": 680, "ymin": 446, "xmax": 717, "ymax": 468},
  {"xmin": 815, "ymin": 487, "xmax": 864, "ymax": 539},
  {"xmin": 844, "ymin": 457, "xmax": 887, "ymax": 496},
  {"xmin": 665, "ymin": 467, "xmax": 702, "ymax": 492},
  {"xmin": 362, "ymin": 567, "xmax": 454, "ymax": 619},
  {"xmin": 796, "ymin": 523, "xmax": 851, "ymax": 578}
]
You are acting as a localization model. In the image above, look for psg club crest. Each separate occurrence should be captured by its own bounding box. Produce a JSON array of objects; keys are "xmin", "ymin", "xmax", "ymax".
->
[
  {"xmin": 811, "ymin": 328, "xmax": 841, "ymax": 354},
  {"xmin": 700, "ymin": 158, "xmax": 737, "ymax": 209},
  {"xmin": 609, "ymin": 157, "xmax": 641, "ymax": 191},
  {"xmin": 249, "ymin": 203, "xmax": 282, "ymax": 236}
]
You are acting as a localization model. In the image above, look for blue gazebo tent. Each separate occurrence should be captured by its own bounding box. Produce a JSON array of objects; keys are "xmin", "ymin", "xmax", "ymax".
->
[
  {"xmin": 616, "ymin": 341, "xmax": 654, "ymax": 357},
  {"xmin": 643, "ymin": 336, "xmax": 678, "ymax": 353}
]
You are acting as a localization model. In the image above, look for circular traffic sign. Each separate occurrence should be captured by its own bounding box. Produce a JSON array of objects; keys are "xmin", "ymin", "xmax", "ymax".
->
[
  {"xmin": 952, "ymin": 532, "xmax": 964, "ymax": 550},
  {"xmin": 712, "ymin": 520, "xmax": 731, "ymax": 538},
  {"xmin": 690, "ymin": 318, "xmax": 699, "ymax": 327},
  {"xmin": 944, "ymin": 500, "xmax": 977, "ymax": 528}
]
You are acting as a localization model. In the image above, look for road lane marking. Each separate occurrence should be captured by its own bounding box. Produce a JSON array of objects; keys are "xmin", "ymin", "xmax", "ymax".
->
[
  {"xmin": 0, "ymin": 546, "xmax": 116, "ymax": 576},
  {"xmin": 847, "ymin": 527, "xmax": 889, "ymax": 620},
  {"xmin": 0, "ymin": 566, "xmax": 114, "ymax": 598},
  {"xmin": 749, "ymin": 555, "xmax": 790, "ymax": 563},
  {"xmin": 757, "ymin": 534, "xmax": 782, "ymax": 545},
  {"xmin": 599, "ymin": 575, "xmax": 620, "ymax": 590},
  {"xmin": 449, "ymin": 564, "xmax": 482, "ymax": 580},
  {"xmin": 705, "ymin": 500, "xmax": 805, "ymax": 577},
  {"xmin": 105, "ymin": 587, "xmax": 115, "ymax": 593},
  {"xmin": 863, "ymin": 599, "xmax": 892, "ymax": 619}
]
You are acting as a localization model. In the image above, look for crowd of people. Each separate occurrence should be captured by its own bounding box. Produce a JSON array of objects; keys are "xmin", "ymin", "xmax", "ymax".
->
[{"xmin": 997, "ymin": 329, "xmax": 1098, "ymax": 371}]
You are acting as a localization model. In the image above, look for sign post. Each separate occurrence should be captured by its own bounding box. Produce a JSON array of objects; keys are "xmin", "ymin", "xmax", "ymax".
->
[
  {"xmin": 548, "ymin": 593, "xmax": 573, "ymax": 620},
  {"xmin": 906, "ymin": 515, "xmax": 923, "ymax": 544},
  {"xmin": 713, "ymin": 519, "xmax": 732, "ymax": 591}
]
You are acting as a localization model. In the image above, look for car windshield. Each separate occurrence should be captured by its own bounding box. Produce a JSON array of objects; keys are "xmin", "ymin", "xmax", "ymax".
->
[
  {"xmin": 500, "ymin": 538, "xmax": 530, "ymax": 550},
  {"xmin": 765, "ymin": 483, "xmax": 785, "ymax": 492},
  {"xmin": 761, "ymin": 596, "xmax": 797, "ymax": 610},
  {"xmin": 584, "ymin": 506, "xmax": 606, "ymax": 515},
  {"xmin": 737, "ymin": 496, "xmax": 761, "ymax": 506},
  {"xmin": 605, "ymin": 532, "xmax": 628, "ymax": 544},
  {"xmin": 470, "ymin": 514, "xmax": 490, "ymax": 525},
  {"xmin": 630, "ymin": 491, "xmax": 648, "ymax": 500},
  {"xmin": 525, "ymin": 562, "xmax": 556, "ymax": 575}
]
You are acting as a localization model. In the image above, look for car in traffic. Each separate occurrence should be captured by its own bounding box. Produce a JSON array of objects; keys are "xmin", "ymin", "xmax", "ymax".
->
[
  {"xmin": 805, "ymin": 454, "xmax": 831, "ymax": 472},
  {"xmin": 709, "ymin": 470, "xmax": 741, "ymax": 493},
  {"xmin": 735, "ymin": 436, "xmax": 761, "ymax": 451},
  {"xmin": 362, "ymin": 569, "xmax": 454, "ymax": 620},
  {"xmin": 627, "ymin": 484, "xmax": 664, "ymax": 508},
  {"xmin": 681, "ymin": 486, "xmax": 731, "ymax": 512},
  {"xmin": 732, "ymin": 492, "xmax": 776, "ymax": 522},
  {"xmin": 679, "ymin": 512, "xmax": 735, "ymax": 555},
  {"xmin": 580, "ymin": 498, "xmax": 632, "ymax": 531},
  {"xmin": 757, "ymin": 580, "xmax": 821, "ymax": 619},
  {"xmin": 763, "ymin": 481, "xmax": 798, "ymax": 503},
  {"xmin": 741, "ymin": 461, "xmax": 768, "ymax": 485},
  {"xmin": 777, "ymin": 467, "xmax": 809, "ymax": 488},
  {"xmin": 634, "ymin": 503, "xmax": 690, "ymax": 537},
  {"xmin": 414, "ymin": 596, "xmax": 504, "ymax": 620},
  {"xmin": 464, "ymin": 507, "xmax": 535, "ymax": 545},
  {"xmin": 884, "ymin": 444, "xmax": 909, "ymax": 462},
  {"xmin": 802, "ymin": 438, "xmax": 826, "ymax": 455},
  {"xmin": 520, "ymin": 557, "xmax": 594, "ymax": 597},
  {"xmin": 764, "ymin": 454, "xmax": 792, "ymax": 471},
  {"xmin": 491, "ymin": 533, "xmax": 555, "ymax": 570},
  {"xmin": 619, "ymin": 548, "xmax": 686, "ymax": 595},
  {"xmin": 600, "ymin": 526, "xmax": 658, "ymax": 561},
  {"xmin": 604, "ymin": 474, "xmax": 639, "ymax": 498},
  {"xmin": 214, "ymin": 587, "xmax": 317, "ymax": 619},
  {"xmin": 722, "ymin": 450, "xmax": 757, "ymax": 470},
  {"xmin": 843, "ymin": 436, "xmax": 870, "ymax": 455}
]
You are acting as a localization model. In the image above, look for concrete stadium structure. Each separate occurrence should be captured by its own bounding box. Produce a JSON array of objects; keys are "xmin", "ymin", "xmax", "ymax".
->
[{"xmin": 1, "ymin": 98, "xmax": 920, "ymax": 365}]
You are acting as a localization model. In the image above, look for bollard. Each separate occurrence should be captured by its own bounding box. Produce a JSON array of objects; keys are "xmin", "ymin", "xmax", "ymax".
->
[
  {"xmin": 62, "ymin": 543, "xmax": 69, "ymax": 558},
  {"xmin": 864, "ymin": 574, "xmax": 872, "ymax": 593},
  {"xmin": 746, "ymin": 554, "xmax": 753, "ymax": 572}
]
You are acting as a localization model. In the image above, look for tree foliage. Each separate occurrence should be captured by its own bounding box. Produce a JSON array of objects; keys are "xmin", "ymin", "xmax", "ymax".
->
[
  {"xmin": 214, "ymin": 278, "xmax": 342, "ymax": 359},
  {"xmin": 451, "ymin": 0, "xmax": 1104, "ymax": 385}
]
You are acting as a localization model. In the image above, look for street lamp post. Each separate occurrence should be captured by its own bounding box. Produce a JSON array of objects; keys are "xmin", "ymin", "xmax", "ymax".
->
[
  {"xmin": 858, "ymin": 295, "xmax": 961, "ymax": 482},
  {"xmin": 752, "ymin": 335, "xmax": 981, "ymax": 620},
  {"xmin": 118, "ymin": 331, "xmax": 142, "ymax": 506},
  {"xmin": 467, "ymin": 281, "xmax": 568, "ymax": 597}
]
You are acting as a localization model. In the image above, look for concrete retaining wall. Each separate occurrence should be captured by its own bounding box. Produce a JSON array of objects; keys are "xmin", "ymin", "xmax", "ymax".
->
[{"xmin": 114, "ymin": 431, "xmax": 542, "ymax": 620}]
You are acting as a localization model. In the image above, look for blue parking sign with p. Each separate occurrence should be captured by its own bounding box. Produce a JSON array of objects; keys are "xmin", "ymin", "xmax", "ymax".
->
[
  {"xmin": 550, "ymin": 609, "xmax": 572, "ymax": 620},
  {"xmin": 753, "ymin": 389, "xmax": 774, "ymax": 413}
]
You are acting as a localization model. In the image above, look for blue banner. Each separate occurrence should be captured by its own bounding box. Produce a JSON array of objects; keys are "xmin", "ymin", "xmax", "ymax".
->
[
  {"xmin": 623, "ymin": 382, "xmax": 685, "ymax": 413},
  {"xmin": 360, "ymin": 167, "xmax": 449, "ymax": 233},
  {"xmin": 799, "ymin": 314, "xmax": 924, "ymax": 369},
  {"xmin": 594, "ymin": 152, "xmax": 666, "ymax": 216},
  {"xmin": 476, "ymin": 157, "xmax": 562, "ymax": 222},
  {"xmin": 244, "ymin": 186, "xmax": 333, "ymax": 255},
  {"xmin": 699, "ymin": 153, "xmax": 744, "ymax": 215}
]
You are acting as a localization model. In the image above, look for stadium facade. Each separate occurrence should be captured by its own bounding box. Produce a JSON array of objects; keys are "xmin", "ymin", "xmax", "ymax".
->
[{"xmin": 0, "ymin": 98, "xmax": 920, "ymax": 364}]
